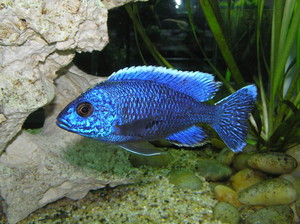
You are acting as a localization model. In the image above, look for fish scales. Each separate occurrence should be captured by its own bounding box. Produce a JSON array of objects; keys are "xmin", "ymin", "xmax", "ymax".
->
[{"xmin": 106, "ymin": 81, "xmax": 216, "ymax": 141}]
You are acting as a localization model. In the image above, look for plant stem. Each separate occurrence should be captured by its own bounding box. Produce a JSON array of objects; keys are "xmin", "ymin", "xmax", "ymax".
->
[{"xmin": 199, "ymin": 0, "xmax": 245, "ymax": 87}]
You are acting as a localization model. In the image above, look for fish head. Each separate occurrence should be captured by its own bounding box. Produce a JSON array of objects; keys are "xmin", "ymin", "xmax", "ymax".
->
[{"xmin": 56, "ymin": 87, "xmax": 116, "ymax": 139}]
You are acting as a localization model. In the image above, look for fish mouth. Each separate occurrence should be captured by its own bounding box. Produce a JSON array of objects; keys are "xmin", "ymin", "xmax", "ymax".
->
[
  {"xmin": 56, "ymin": 118, "xmax": 81, "ymax": 135},
  {"xmin": 56, "ymin": 118, "xmax": 72, "ymax": 131}
]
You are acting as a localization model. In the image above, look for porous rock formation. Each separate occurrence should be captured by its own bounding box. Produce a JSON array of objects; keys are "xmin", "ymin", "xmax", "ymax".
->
[{"xmin": 0, "ymin": 0, "xmax": 140, "ymax": 223}]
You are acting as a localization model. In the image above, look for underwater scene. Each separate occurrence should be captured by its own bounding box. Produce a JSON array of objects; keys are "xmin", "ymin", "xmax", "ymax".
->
[{"xmin": 0, "ymin": 0, "xmax": 300, "ymax": 223}]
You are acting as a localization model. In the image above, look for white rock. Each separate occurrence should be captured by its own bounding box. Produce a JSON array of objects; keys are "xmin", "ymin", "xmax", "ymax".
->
[
  {"xmin": 0, "ymin": 67, "xmax": 133, "ymax": 224},
  {"xmin": 102, "ymin": 0, "xmax": 147, "ymax": 10},
  {"xmin": 0, "ymin": 0, "xmax": 109, "ymax": 152}
]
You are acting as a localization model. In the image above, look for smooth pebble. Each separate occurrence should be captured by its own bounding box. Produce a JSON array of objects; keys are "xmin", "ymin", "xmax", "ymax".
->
[
  {"xmin": 214, "ymin": 185, "xmax": 242, "ymax": 207},
  {"xmin": 232, "ymin": 153, "xmax": 253, "ymax": 171},
  {"xmin": 245, "ymin": 205, "xmax": 294, "ymax": 224},
  {"xmin": 168, "ymin": 169, "xmax": 202, "ymax": 190},
  {"xmin": 280, "ymin": 174, "xmax": 300, "ymax": 198},
  {"xmin": 287, "ymin": 145, "xmax": 300, "ymax": 178},
  {"xmin": 238, "ymin": 178, "xmax": 297, "ymax": 206},
  {"xmin": 196, "ymin": 159, "xmax": 232, "ymax": 181},
  {"xmin": 230, "ymin": 168, "xmax": 266, "ymax": 192},
  {"xmin": 247, "ymin": 152, "xmax": 297, "ymax": 174},
  {"xmin": 213, "ymin": 202, "xmax": 240, "ymax": 224},
  {"xmin": 216, "ymin": 147, "xmax": 235, "ymax": 166}
]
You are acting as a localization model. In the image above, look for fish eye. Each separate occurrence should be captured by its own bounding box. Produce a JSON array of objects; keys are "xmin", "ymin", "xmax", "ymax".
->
[{"xmin": 76, "ymin": 102, "xmax": 94, "ymax": 117}]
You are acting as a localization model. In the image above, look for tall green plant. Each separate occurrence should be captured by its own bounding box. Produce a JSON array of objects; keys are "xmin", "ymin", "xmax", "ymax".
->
[
  {"xmin": 185, "ymin": 0, "xmax": 234, "ymax": 92},
  {"xmin": 199, "ymin": 0, "xmax": 245, "ymax": 87},
  {"xmin": 200, "ymin": 0, "xmax": 300, "ymax": 151},
  {"xmin": 125, "ymin": 4, "xmax": 173, "ymax": 68}
]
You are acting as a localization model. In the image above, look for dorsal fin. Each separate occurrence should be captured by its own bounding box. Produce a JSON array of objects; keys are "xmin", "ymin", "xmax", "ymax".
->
[{"xmin": 108, "ymin": 66, "xmax": 221, "ymax": 102}]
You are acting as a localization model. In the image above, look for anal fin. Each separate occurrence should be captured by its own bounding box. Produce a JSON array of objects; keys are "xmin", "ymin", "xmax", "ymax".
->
[
  {"xmin": 119, "ymin": 142, "xmax": 166, "ymax": 156},
  {"xmin": 166, "ymin": 125, "xmax": 209, "ymax": 147}
]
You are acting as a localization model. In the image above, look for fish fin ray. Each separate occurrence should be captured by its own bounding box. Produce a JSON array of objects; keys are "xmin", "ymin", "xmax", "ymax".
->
[
  {"xmin": 213, "ymin": 85, "xmax": 257, "ymax": 152},
  {"xmin": 119, "ymin": 142, "xmax": 166, "ymax": 156},
  {"xmin": 166, "ymin": 125, "xmax": 209, "ymax": 147},
  {"xmin": 108, "ymin": 66, "xmax": 221, "ymax": 102}
]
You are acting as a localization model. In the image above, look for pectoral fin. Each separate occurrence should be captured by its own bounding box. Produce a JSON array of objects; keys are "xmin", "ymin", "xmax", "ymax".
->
[
  {"xmin": 119, "ymin": 142, "xmax": 166, "ymax": 156},
  {"xmin": 115, "ymin": 117, "xmax": 163, "ymax": 137}
]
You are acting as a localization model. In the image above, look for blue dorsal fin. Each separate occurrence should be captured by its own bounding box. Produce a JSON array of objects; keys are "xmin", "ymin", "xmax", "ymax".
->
[
  {"xmin": 165, "ymin": 125, "xmax": 209, "ymax": 147},
  {"xmin": 108, "ymin": 66, "xmax": 221, "ymax": 102}
]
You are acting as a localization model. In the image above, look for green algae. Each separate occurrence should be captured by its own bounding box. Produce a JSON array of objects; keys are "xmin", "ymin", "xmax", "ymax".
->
[
  {"xmin": 213, "ymin": 202, "xmax": 240, "ymax": 224},
  {"xmin": 63, "ymin": 138, "xmax": 134, "ymax": 175},
  {"xmin": 24, "ymin": 128, "xmax": 42, "ymax": 135}
]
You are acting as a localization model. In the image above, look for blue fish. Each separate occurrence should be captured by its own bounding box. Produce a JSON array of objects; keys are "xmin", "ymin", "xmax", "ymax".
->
[{"xmin": 56, "ymin": 66, "xmax": 257, "ymax": 156}]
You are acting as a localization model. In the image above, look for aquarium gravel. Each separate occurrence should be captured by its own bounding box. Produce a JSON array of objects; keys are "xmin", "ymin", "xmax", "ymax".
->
[
  {"xmin": 17, "ymin": 148, "xmax": 223, "ymax": 224},
  {"xmin": 18, "ymin": 176, "xmax": 221, "ymax": 223}
]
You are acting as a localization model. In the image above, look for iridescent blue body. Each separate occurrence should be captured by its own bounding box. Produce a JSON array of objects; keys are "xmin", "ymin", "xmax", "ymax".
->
[{"xmin": 57, "ymin": 66, "xmax": 257, "ymax": 156}]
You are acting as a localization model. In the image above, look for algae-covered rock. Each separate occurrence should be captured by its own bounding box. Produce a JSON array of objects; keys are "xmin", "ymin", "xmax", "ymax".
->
[
  {"xmin": 280, "ymin": 174, "xmax": 300, "ymax": 198},
  {"xmin": 245, "ymin": 205, "xmax": 294, "ymax": 224},
  {"xmin": 232, "ymin": 153, "xmax": 253, "ymax": 171},
  {"xmin": 63, "ymin": 138, "xmax": 133, "ymax": 174},
  {"xmin": 168, "ymin": 169, "xmax": 203, "ymax": 190},
  {"xmin": 196, "ymin": 159, "xmax": 232, "ymax": 181},
  {"xmin": 216, "ymin": 147, "xmax": 235, "ymax": 166},
  {"xmin": 247, "ymin": 152, "xmax": 297, "ymax": 175},
  {"xmin": 230, "ymin": 168, "xmax": 266, "ymax": 192},
  {"xmin": 214, "ymin": 185, "xmax": 242, "ymax": 207},
  {"xmin": 287, "ymin": 145, "xmax": 300, "ymax": 178},
  {"xmin": 213, "ymin": 202, "xmax": 240, "ymax": 224},
  {"xmin": 238, "ymin": 178, "xmax": 297, "ymax": 206}
]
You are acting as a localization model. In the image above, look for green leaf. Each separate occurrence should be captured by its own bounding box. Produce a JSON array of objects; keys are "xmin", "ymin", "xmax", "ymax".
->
[
  {"xmin": 125, "ymin": 4, "xmax": 173, "ymax": 68},
  {"xmin": 185, "ymin": 0, "xmax": 234, "ymax": 92},
  {"xmin": 199, "ymin": 0, "xmax": 245, "ymax": 87},
  {"xmin": 225, "ymin": 69, "xmax": 231, "ymax": 82}
]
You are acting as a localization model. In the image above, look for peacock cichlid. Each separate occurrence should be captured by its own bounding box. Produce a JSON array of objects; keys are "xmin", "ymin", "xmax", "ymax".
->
[{"xmin": 56, "ymin": 66, "xmax": 257, "ymax": 156}]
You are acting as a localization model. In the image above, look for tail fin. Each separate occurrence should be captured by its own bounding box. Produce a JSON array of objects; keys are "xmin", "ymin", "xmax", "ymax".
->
[{"xmin": 213, "ymin": 85, "xmax": 257, "ymax": 152}]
